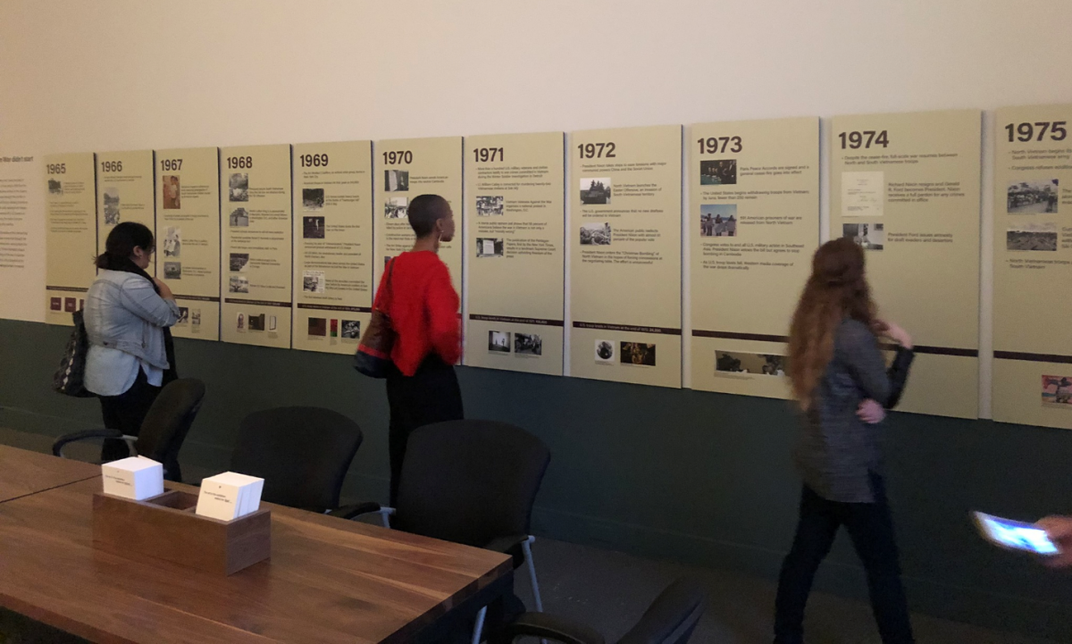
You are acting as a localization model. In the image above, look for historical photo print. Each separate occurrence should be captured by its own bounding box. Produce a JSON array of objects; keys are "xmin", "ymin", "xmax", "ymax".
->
[
  {"xmin": 103, "ymin": 188, "xmax": 120, "ymax": 225},
  {"xmin": 229, "ymin": 252, "xmax": 250, "ymax": 272},
  {"xmin": 716, "ymin": 351, "xmax": 785, "ymax": 376},
  {"xmin": 1042, "ymin": 375, "xmax": 1072, "ymax": 407},
  {"xmin": 580, "ymin": 222, "xmax": 611, "ymax": 246},
  {"xmin": 1008, "ymin": 179, "xmax": 1058, "ymax": 214},
  {"xmin": 308, "ymin": 317, "xmax": 327, "ymax": 337},
  {"xmin": 385, "ymin": 196, "xmax": 408, "ymax": 219},
  {"xmin": 229, "ymin": 275, "xmax": 249, "ymax": 293},
  {"xmin": 488, "ymin": 331, "xmax": 511, "ymax": 353},
  {"xmin": 580, "ymin": 178, "xmax": 611, "ymax": 205},
  {"xmin": 48, "ymin": 179, "xmax": 62, "ymax": 195},
  {"xmin": 190, "ymin": 309, "xmax": 201, "ymax": 326},
  {"xmin": 476, "ymin": 195, "xmax": 504, "ymax": 216},
  {"xmin": 620, "ymin": 342, "xmax": 656, "ymax": 366},
  {"xmin": 595, "ymin": 339, "xmax": 616, "ymax": 363},
  {"xmin": 162, "ymin": 175, "xmax": 181, "ymax": 209},
  {"xmin": 303, "ymin": 216, "xmax": 325, "ymax": 239},
  {"xmin": 236, "ymin": 312, "xmax": 246, "ymax": 330},
  {"xmin": 843, "ymin": 222, "xmax": 885, "ymax": 250},
  {"xmin": 176, "ymin": 307, "xmax": 189, "ymax": 325},
  {"xmin": 303, "ymin": 188, "xmax": 324, "ymax": 210},
  {"xmin": 384, "ymin": 169, "xmax": 409, "ymax": 192},
  {"xmin": 341, "ymin": 320, "xmax": 361, "ymax": 339},
  {"xmin": 700, "ymin": 204, "xmax": 737, "ymax": 237},
  {"xmin": 1007, "ymin": 222, "xmax": 1057, "ymax": 251},
  {"xmin": 163, "ymin": 262, "xmax": 181, "ymax": 280},
  {"xmin": 249, "ymin": 313, "xmax": 266, "ymax": 332},
  {"xmin": 229, "ymin": 207, "xmax": 249, "ymax": 227},
  {"xmin": 699, "ymin": 159, "xmax": 737, "ymax": 185},
  {"xmin": 303, "ymin": 270, "xmax": 326, "ymax": 293},
  {"xmin": 162, "ymin": 227, "xmax": 181, "ymax": 258},
  {"xmin": 514, "ymin": 333, "xmax": 542, "ymax": 356},
  {"xmin": 476, "ymin": 238, "xmax": 504, "ymax": 258},
  {"xmin": 228, "ymin": 173, "xmax": 249, "ymax": 202}
]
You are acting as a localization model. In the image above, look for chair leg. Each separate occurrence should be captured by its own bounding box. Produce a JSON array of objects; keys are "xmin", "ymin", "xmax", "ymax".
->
[
  {"xmin": 471, "ymin": 606, "xmax": 487, "ymax": 644},
  {"xmin": 521, "ymin": 535, "xmax": 543, "ymax": 612}
]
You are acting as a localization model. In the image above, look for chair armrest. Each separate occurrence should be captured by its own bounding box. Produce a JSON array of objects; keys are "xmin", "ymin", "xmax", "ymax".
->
[
  {"xmin": 489, "ymin": 613, "xmax": 606, "ymax": 644},
  {"xmin": 326, "ymin": 501, "xmax": 384, "ymax": 520},
  {"xmin": 52, "ymin": 429, "xmax": 125, "ymax": 457},
  {"xmin": 483, "ymin": 534, "xmax": 530, "ymax": 568}
]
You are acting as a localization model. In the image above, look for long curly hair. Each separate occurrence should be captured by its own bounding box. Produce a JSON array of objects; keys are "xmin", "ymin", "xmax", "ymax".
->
[{"xmin": 788, "ymin": 238, "xmax": 877, "ymax": 411}]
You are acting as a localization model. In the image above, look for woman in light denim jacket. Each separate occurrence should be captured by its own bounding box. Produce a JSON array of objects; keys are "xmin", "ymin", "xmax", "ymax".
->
[{"xmin": 84, "ymin": 222, "xmax": 181, "ymax": 462}]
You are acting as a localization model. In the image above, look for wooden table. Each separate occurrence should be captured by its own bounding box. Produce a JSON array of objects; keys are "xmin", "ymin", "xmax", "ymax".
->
[
  {"xmin": 0, "ymin": 445, "xmax": 99, "ymax": 503},
  {"xmin": 0, "ymin": 477, "xmax": 512, "ymax": 643}
]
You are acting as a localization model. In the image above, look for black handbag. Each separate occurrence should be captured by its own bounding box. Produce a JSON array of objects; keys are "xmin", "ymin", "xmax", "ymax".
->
[
  {"xmin": 354, "ymin": 259, "xmax": 396, "ymax": 378},
  {"xmin": 52, "ymin": 309, "xmax": 95, "ymax": 397}
]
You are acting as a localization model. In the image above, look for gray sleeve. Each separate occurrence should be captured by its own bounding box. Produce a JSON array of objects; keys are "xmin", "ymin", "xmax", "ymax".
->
[
  {"xmin": 119, "ymin": 277, "xmax": 181, "ymax": 327},
  {"xmin": 837, "ymin": 320, "xmax": 892, "ymax": 405}
]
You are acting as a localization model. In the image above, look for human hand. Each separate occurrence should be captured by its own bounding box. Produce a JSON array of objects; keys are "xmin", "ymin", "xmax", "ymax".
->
[
  {"xmin": 1036, "ymin": 516, "xmax": 1072, "ymax": 567},
  {"xmin": 857, "ymin": 399, "xmax": 886, "ymax": 424},
  {"xmin": 153, "ymin": 277, "xmax": 174, "ymax": 300},
  {"xmin": 878, "ymin": 320, "xmax": 913, "ymax": 350}
]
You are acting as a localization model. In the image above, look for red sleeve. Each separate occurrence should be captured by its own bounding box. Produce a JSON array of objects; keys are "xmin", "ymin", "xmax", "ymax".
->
[
  {"xmin": 426, "ymin": 262, "xmax": 461, "ymax": 364},
  {"xmin": 373, "ymin": 264, "xmax": 391, "ymax": 312}
]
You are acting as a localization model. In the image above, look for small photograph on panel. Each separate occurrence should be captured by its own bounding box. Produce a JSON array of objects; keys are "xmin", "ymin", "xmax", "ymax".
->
[
  {"xmin": 269, "ymin": 315, "xmax": 277, "ymax": 331},
  {"xmin": 303, "ymin": 216, "xmax": 325, "ymax": 239},
  {"xmin": 580, "ymin": 222, "xmax": 611, "ymax": 246},
  {"xmin": 249, "ymin": 314, "xmax": 266, "ymax": 332},
  {"xmin": 48, "ymin": 179, "xmax": 63, "ymax": 195},
  {"xmin": 514, "ymin": 333, "xmax": 542, "ymax": 356},
  {"xmin": 716, "ymin": 351, "xmax": 785, "ymax": 376},
  {"xmin": 64, "ymin": 297, "xmax": 77, "ymax": 313},
  {"xmin": 1042, "ymin": 375, "xmax": 1072, "ymax": 407},
  {"xmin": 476, "ymin": 195, "xmax": 504, "ymax": 216},
  {"xmin": 341, "ymin": 320, "xmax": 361, "ymax": 339},
  {"xmin": 190, "ymin": 309, "xmax": 201, "ymax": 326},
  {"xmin": 1007, "ymin": 222, "xmax": 1057, "ymax": 251},
  {"xmin": 699, "ymin": 159, "xmax": 737, "ymax": 185},
  {"xmin": 229, "ymin": 253, "xmax": 250, "ymax": 272},
  {"xmin": 842, "ymin": 222, "xmax": 884, "ymax": 251},
  {"xmin": 385, "ymin": 196, "xmax": 408, "ymax": 219},
  {"xmin": 176, "ymin": 307, "xmax": 189, "ymax": 325},
  {"xmin": 229, "ymin": 173, "xmax": 249, "ymax": 202},
  {"xmin": 579, "ymin": 178, "xmax": 612, "ymax": 205},
  {"xmin": 103, "ymin": 188, "xmax": 121, "ymax": 225},
  {"xmin": 303, "ymin": 270, "xmax": 326, "ymax": 293},
  {"xmin": 236, "ymin": 312, "xmax": 246, "ymax": 330},
  {"xmin": 476, "ymin": 238, "xmax": 504, "ymax": 258},
  {"xmin": 50, "ymin": 297, "xmax": 62, "ymax": 311},
  {"xmin": 385, "ymin": 170, "xmax": 409, "ymax": 192},
  {"xmin": 229, "ymin": 207, "xmax": 250, "ymax": 227},
  {"xmin": 162, "ymin": 175, "xmax": 181, "ymax": 209},
  {"xmin": 229, "ymin": 275, "xmax": 249, "ymax": 293},
  {"xmin": 620, "ymin": 342, "xmax": 656, "ymax": 367},
  {"xmin": 700, "ymin": 204, "xmax": 737, "ymax": 237},
  {"xmin": 303, "ymin": 188, "xmax": 325, "ymax": 210},
  {"xmin": 163, "ymin": 227, "xmax": 181, "ymax": 258},
  {"xmin": 1007, "ymin": 179, "xmax": 1058, "ymax": 214},
  {"xmin": 308, "ymin": 317, "xmax": 328, "ymax": 337},
  {"xmin": 488, "ymin": 331, "xmax": 511, "ymax": 353},
  {"xmin": 330, "ymin": 319, "xmax": 339, "ymax": 338},
  {"xmin": 595, "ymin": 339, "xmax": 616, "ymax": 363},
  {"xmin": 163, "ymin": 262, "xmax": 182, "ymax": 280}
]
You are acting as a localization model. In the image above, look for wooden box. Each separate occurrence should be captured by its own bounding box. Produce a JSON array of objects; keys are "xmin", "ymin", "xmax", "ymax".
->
[{"xmin": 92, "ymin": 489, "xmax": 271, "ymax": 575}]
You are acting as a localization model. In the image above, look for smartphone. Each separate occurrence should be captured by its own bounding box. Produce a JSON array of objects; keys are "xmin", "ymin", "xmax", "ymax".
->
[{"xmin": 973, "ymin": 511, "xmax": 1059, "ymax": 556}]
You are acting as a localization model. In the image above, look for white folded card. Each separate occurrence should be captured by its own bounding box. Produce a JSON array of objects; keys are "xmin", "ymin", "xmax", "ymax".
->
[
  {"xmin": 196, "ymin": 471, "xmax": 264, "ymax": 521},
  {"xmin": 101, "ymin": 456, "xmax": 164, "ymax": 501}
]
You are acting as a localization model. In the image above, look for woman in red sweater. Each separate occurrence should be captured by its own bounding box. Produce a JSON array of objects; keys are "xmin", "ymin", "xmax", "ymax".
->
[{"xmin": 374, "ymin": 194, "xmax": 463, "ymax": 505}]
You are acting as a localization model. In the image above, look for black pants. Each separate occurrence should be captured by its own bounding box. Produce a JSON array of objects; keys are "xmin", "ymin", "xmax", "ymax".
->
[
  {"xmin": 98, "ymin": 369, "xmax": 161, "ymax": 464},
  {"xmin": 386, "ymin": 355, "xmax": 464, "ymax": 506},
  {"xmin": 774, "ymin": 474, "xmax": 914, "ymax": 644}
]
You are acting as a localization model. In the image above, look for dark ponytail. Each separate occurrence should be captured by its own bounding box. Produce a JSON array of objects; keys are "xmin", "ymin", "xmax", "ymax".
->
[{"xmin": 95, "ymin": 222, "xmax": 154, "ymax": 270}]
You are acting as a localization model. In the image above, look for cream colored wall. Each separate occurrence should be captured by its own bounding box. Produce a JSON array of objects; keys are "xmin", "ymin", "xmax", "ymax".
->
[{"xmin": 2, "ymin": 0, "xmax": 1071, "ymax": 417}]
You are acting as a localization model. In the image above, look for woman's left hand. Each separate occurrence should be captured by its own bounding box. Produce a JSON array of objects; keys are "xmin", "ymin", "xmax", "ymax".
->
[{"xmin": 857, "ymin": 399, "xmax": 886, "ymax": 424}]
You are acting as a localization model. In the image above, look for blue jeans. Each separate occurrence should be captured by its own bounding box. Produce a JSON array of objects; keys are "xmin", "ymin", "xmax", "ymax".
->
[{"xmin": 774, "ymin": 474, "xmax": 914, "ymax": 643}]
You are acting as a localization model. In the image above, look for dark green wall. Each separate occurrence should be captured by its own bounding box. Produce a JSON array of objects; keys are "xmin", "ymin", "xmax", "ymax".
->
[{"xmin": 3, "ymin": 319, "xmax": 1071, "ymax": 639}]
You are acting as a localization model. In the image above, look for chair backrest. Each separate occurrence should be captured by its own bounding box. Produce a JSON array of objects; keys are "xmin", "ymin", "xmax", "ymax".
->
[
  {"xmin": 394, "ymin": 420, "xmax": 550, "ymax": 548},
  {"xmin": 135, "ymin": 378, "xmax": 206, "ymax": 469},
  {"xmin": 229, "ymin": 406, "xmax": 362, "ymax": 513},
  {"xmin": 617, "ymin": 579, "xmax": 706, "ymax": 644}
]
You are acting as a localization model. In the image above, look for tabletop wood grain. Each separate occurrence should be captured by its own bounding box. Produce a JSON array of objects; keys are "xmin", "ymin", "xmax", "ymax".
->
[
  {"xmin": 0, "ymin": 445, "xmax": 99, "ymax": 503},
  {"xmin": 0, "ymin": 476, "xmax": 511, "ymax": 643}
]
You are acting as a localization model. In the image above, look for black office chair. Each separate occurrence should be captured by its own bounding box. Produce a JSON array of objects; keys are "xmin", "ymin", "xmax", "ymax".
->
[
  {"xmin": 489, "ymin": 578, "xmax": 706, "ymax": 644},
  {"xmin": 229, "ymin": 406, "xmax": 363, "ymax": 513},
  {"xmin": 334, "ymin": 419, "xmax": 551, "ymax": 643},
  {"xmin": 52, "ymin": 378, "xmax": 205, "ymax": 482}
]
